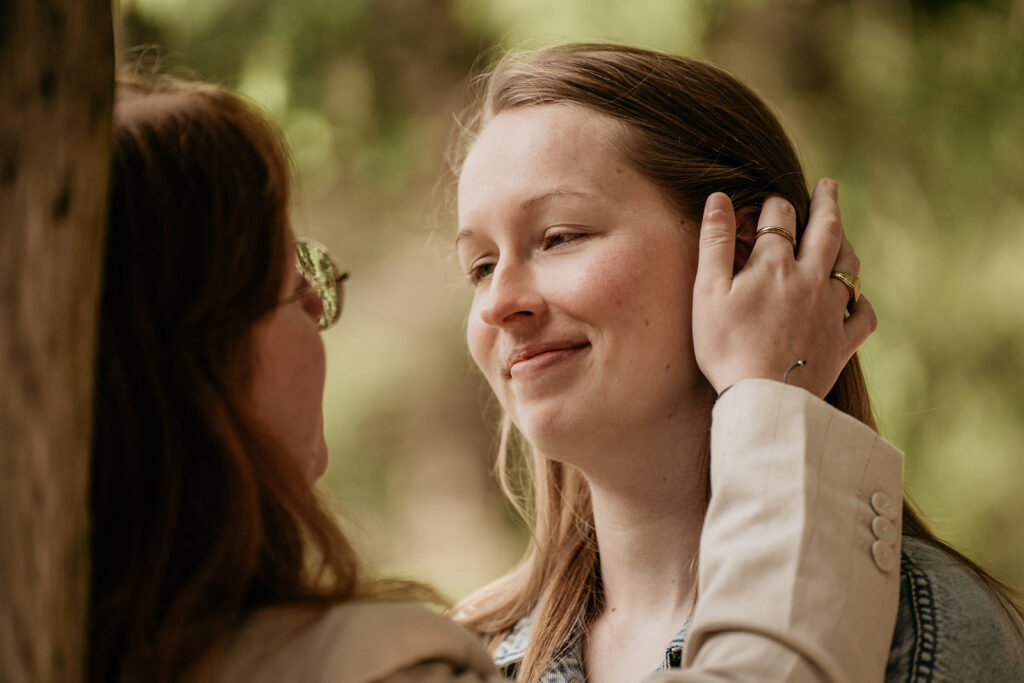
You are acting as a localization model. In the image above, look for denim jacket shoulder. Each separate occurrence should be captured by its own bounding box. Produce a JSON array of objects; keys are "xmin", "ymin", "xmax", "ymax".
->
[{"xmin": 886, "ymin": 536, "xmax": 1024, "ymax": 682}]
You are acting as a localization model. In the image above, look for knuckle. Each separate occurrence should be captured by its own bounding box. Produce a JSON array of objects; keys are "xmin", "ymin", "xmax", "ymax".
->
[
  {"xmin": 823, "ymin": 216, "xmax": 843, "ymax": 240},
  {"xmin": 855, "ymin": 304, "xmax": 878, "ymax": 333},
  {"xmin": 693, "ymin": 279, "xmax": 722, "ymax": 300},
  {"xmin": 700, "ymin": 230, "xmax": 732, "ymax": 249},
  {"xmin": 866, "ymin": 308, "xmax": 879, "ymax": 332},
  {"xmin": 765, "ymin": 196, "xmax": 798, "ymax": 222},
  {"xmin": 763, "ymin": 253, "xmax": 795, "ymax": 279}
]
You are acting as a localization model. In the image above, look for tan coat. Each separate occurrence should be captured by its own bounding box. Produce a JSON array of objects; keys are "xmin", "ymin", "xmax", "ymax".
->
[{"xmin": 212, "ymin": 380, "xmax": 903, "ymax": 682}]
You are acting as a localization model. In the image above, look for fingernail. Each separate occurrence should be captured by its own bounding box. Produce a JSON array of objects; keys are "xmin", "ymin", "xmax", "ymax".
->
[{"xmin": 704, "ymin": 192, "xmax": 726, "ymax": 218}]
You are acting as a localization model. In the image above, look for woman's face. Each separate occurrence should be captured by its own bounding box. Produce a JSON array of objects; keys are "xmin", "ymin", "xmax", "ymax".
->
[
  {"xmin": 246, "ymin": 231, "xmax": 329, "ymax": 482},
  {"xmin": 457, "ymin": 105, "xmax": 708, "ymax": 456}
]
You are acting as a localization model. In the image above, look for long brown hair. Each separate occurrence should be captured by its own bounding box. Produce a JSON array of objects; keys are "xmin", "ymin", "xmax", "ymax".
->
[
  {"xmin": 449, "ymin": 44, "xmax": 1023, "ymax": 681},
  {"xmin": 90, "ymin": 74, "xmax": 432, "ymax": 682}
]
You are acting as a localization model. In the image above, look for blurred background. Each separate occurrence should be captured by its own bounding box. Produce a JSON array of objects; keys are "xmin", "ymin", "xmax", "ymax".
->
[{"xmin": 116, "ymin": 0, "xmax": 1024, "ymax": 598}]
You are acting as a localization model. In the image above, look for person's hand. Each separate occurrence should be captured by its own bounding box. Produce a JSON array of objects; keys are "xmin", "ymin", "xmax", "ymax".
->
[{"xmin": 692, "ymin": 178, "xmax": 876, "ymax": 398}]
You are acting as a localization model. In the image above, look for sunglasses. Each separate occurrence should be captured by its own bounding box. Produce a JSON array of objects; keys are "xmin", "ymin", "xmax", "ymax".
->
[{"xmin": 278, "ymin": 237, "xmax": 348, "ymax": 331}]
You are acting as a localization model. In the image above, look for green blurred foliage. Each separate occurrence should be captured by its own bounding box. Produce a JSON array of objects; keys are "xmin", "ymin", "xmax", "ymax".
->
[{"xmin": 116, "ymin": 0, "xmax": 1024, "ymax": 596}]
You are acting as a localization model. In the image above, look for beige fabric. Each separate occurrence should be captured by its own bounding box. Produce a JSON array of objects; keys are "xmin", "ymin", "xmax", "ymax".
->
[
  {"xmin": 212, "ymin": 379, "xmax": 902, "ymax": 682},
  {"xmin": 211, "ymin": 601, "xmax": 504, "ymax": 683},
  {"xmin": 669, "ymin": 379, "xmax": 904, "ymax": 683}
]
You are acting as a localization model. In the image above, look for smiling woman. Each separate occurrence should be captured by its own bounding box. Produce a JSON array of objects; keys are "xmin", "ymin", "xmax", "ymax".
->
[
  {"xmin": 451, "ymin": 43, "xmax": 1024, "ymax": 683},
  {"xmin": 458, "ymin": 104, "xmax": 705, "ymax": 464}
]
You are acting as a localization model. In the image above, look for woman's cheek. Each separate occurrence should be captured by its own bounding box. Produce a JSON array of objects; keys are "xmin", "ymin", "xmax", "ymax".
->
[{"xmin": 466, "ymin": 306, "xmax": 492, "ymax": 366}]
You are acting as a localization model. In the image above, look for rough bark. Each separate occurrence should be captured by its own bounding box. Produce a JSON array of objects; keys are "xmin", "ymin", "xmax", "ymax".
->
[{"xmin": 0, "ymin": 1, "xmax": 114, "ymax": 680}]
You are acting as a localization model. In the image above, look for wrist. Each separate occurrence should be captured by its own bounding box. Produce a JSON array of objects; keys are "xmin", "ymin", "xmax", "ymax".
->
[{"xmin": 708, "ymin": 360, "xmax": 814, "ymax": 398}]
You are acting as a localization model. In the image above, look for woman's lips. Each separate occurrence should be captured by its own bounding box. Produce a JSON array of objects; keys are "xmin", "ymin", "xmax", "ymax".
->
[{"xmin": 508, "ymin": 342, "xmax": 590, "ymax": 379}]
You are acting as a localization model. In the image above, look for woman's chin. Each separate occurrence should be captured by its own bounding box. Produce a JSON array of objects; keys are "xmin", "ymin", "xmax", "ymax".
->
[
  {"xmin": 307, "ymin": 434, "xmax": 329, "ymax": 483},
  {"xmin": 515, "ymin": 409, "xmax": 596, "ymax": 462}
]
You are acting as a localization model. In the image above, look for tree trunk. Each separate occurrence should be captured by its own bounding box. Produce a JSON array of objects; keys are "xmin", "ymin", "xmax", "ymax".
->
[{"xmin": 0, "ymin": 1, "xmax": 114, "ymax": 680}]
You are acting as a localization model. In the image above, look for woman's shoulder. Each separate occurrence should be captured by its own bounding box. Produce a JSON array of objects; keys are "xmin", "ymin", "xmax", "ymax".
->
[
  {"xmin": 887, "ymin": 536, "xmax": 1024, "ymax": 682},
  {"xmin": 210, "ymin": 601, "xmax": 501, "ymax": 683}
]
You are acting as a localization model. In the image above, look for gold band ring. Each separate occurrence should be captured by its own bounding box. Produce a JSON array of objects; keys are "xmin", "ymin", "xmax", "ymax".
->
[
  {"xmin": 830, "ymin": 271, "xmax": 861, "ymax": 304},
  {"xmin": 755, "ymin": 225, "xmax": 797, "ymax": 250}
]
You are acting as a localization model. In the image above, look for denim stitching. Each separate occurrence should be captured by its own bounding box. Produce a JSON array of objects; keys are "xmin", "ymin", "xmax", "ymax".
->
[{"xmin": 902, "ymin": 551, "xmax": 938, "ymax": 682}]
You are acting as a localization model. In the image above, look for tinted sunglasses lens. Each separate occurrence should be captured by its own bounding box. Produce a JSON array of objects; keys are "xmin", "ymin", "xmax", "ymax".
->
[{"xmin": 295, "ymin": 239, "xmax": 342, "ymax": 329}]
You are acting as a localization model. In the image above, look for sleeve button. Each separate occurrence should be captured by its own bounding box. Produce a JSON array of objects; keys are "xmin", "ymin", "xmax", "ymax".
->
[
  {"xmin": 871, "ymin": 540, "xmax": 897, "ymax": 573},
  {"xmin": 870, "ymin": 491, "xmax": 898, "ymax": 521},
  {"xmin": 871, "ymin": 515, "xmax": 897, "ymax": 544}
]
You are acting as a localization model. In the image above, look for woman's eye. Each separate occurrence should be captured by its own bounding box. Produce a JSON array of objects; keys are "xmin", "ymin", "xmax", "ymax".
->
[
  {"xmin": 542, "ymin": 232, "xmax": 584, "ymax": 249},
  {"xmin": 469, "ymin": 262, "xmax": 495, "ymax": 284},
  {"xmin": 295, "ymin": 273, "xmax": 313, "ymax": 294},
  {"xmin": 300, "ymin": 287, "xmax": 325, "ymax": 320}
]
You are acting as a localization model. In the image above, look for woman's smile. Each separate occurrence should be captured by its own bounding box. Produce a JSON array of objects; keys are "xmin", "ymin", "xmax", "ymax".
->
[{"xmin": 507, "ymin": 341, "xmax": 591, "ymax": 380}]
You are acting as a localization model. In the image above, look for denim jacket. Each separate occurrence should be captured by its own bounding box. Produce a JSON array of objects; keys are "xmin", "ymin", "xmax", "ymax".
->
[{"xmin": 493, "ymin": 538, "xmax": 1024, "ymax": 682}]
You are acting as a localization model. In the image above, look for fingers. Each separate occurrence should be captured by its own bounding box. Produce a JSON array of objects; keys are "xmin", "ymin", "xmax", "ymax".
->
[
  {"xmin": 830, "ymin": 234, "xmax": 862, "ymax": 308},
  {"xmin": 751, "ymin": 196, "xmax": 799, "ymax": 259},
  {"xmin": 843, "ymin": 294, "xmax": 878, "ymax": 352},
  {"xmin": 798, "ymin": 178, "xmax": 844, "ymax": 272},
  {"xmin": 696, "ymin": 192, "xmax": 738, "ymax": 291}
]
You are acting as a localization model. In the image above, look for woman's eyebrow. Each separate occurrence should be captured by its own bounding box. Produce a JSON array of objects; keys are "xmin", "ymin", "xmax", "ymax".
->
[
  {"xmin": 455, "ymin": 228, "xmax": 475, "ymax": 247},
  {"xmin": 520, "ymin": 189, "xmax": 596, "ymax": 210},
  {"xmin": 455, "ymin": 189, "xmax": 605, "ymax": 247}
]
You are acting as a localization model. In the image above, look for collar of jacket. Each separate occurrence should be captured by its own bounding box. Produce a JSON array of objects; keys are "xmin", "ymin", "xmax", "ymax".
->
[{"xmin": 492, "ymin": 610, "xmax": 691, "ymax": 675}]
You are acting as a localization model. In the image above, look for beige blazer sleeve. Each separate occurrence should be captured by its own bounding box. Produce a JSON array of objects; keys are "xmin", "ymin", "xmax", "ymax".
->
[
  {"xmin": 213, "ymin": 602, "xmax": 505, "ymax": 683},
  {"xmin": 647, "ymin": 379, "xmax": 903, "ymax": 683}
]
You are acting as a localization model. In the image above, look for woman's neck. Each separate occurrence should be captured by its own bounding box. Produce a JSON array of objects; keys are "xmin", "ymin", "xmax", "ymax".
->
[
  {"xmin": 581, "ymin": 397, "xmax": 712, "ymax": 620},
  {"xmin": 587, "ymin": 453, "xmax": 706, "ymax": 620},
  {"xmin": 579, "ymin": 412, "xmax": 710, "ymax": 683}
]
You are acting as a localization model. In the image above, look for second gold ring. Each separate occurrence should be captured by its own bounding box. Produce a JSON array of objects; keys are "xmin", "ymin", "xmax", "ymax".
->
[
  {"xmin": 754, "ymin": 225, "xmax": 797, "ymax": 250},
  {"xmin": 830, "ymin": 270, "xmax": 861, "ymax": 303}
]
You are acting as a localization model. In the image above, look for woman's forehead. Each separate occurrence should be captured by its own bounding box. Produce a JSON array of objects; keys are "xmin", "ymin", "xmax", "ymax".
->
[
  {"xmin": 457, "ymin": 105, "xmax": 636, "ymax": 216},
  {"xmin": 466, "ymin": 104, "xmax": 620, "ymax": 163}
]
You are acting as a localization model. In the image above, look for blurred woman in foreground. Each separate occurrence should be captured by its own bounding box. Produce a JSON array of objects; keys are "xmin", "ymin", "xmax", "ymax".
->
[
  {"xmin": 90, "ymin": 74, "xmax": 500, "ymax": 682},
  {"xmin": 89, "ymin": 71, "xmax": 905, "ymax": 682}
]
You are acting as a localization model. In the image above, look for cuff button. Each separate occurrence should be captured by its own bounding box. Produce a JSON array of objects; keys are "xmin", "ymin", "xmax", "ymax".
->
[
  {"xmin": 871, "ymin": 540, "xmax": 897, "ymax": 573},
  {"xmin": 870, "ymin": 491, "xmax": 898, "ymax": 521},
  {"xmin": 871, "ymin": 515, "xmax": 898, "ymax": 544}
]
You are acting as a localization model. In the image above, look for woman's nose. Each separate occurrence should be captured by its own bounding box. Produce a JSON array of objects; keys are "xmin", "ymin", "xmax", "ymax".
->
[{"xmin": 478, "ymin": 261, "xmax": 546, "ymax": 328}]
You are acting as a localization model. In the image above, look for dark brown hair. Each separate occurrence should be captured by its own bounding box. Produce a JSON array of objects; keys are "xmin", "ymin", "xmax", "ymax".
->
[
  {"xmin": 89, "ymin": 75, "xmax": 431, "ymax": 682},
  {"xmin": 449, "ymin": 44, "xmax": 1023, "ymax": 681}
]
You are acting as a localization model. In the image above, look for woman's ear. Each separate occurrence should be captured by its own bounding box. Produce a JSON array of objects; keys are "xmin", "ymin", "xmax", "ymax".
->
[{"xmin": 732, "ymin": 206, "xmax": 761, "ymax": 274}]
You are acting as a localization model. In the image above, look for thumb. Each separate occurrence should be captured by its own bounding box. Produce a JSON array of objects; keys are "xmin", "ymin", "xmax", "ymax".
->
[{"xmin": 696, "ymin": 192, "xmax": 737, "ymax": 292}]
